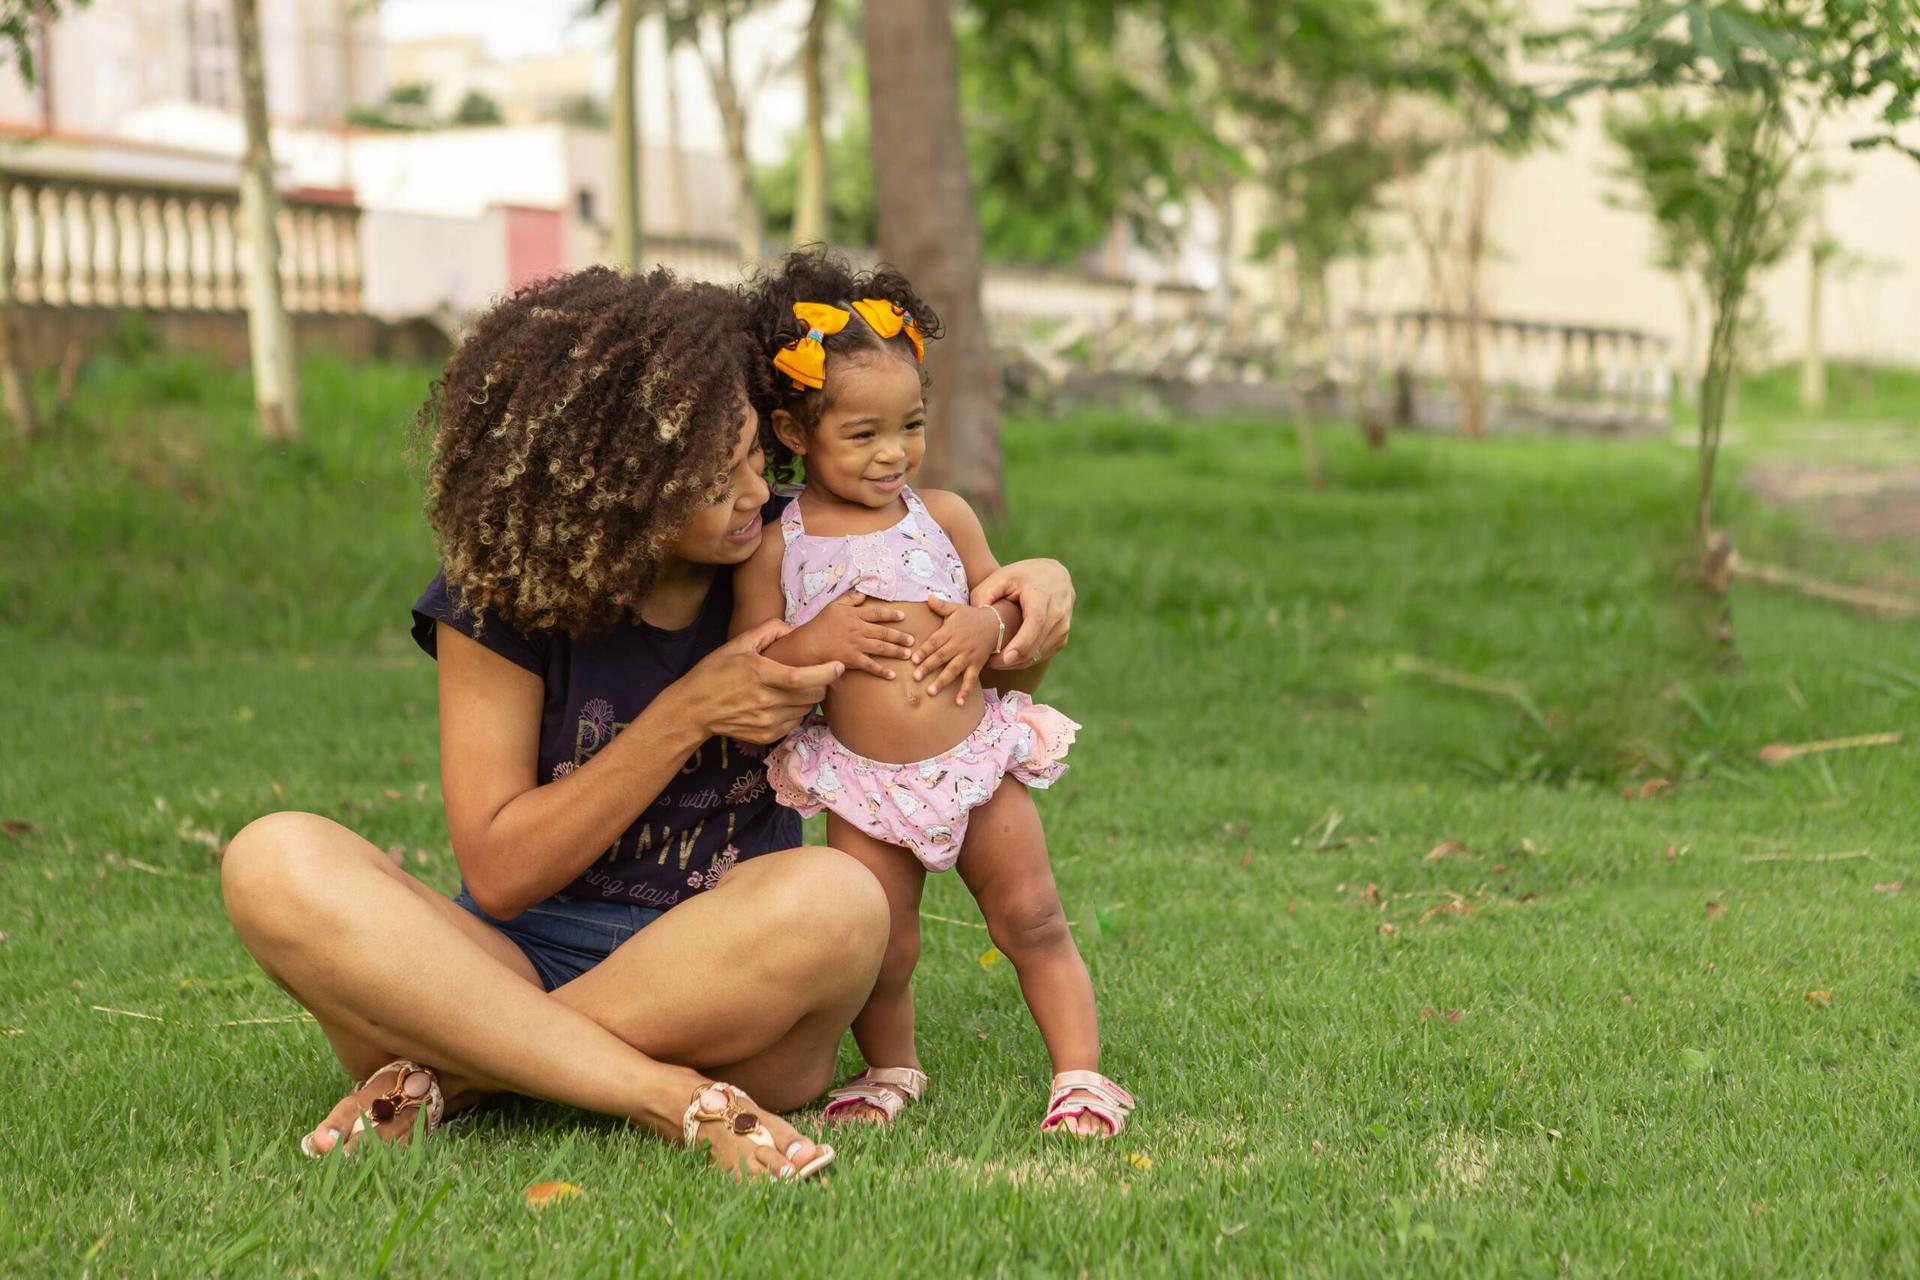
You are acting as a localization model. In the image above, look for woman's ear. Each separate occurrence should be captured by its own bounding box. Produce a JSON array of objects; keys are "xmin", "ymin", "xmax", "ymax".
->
[{"xmin": 771, "ymin": 408, "xmax": 808, "ymax": 457}]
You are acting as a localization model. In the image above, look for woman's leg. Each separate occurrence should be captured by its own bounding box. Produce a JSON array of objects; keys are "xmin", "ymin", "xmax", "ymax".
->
[
  {"xmin": 221, "ymin": 811, "xmax": 884, "ymax": 1169},
  {"xmin": 549, "ymin": 836, "xmax": 896, "ymax": 1111},
  {"xmin": 955, "ymin": 782, "xmax": 1104, "ymax": 1125}
]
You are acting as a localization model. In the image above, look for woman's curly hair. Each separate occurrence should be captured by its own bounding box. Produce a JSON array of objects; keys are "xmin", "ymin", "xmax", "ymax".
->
[
  {"xmin": 746, "ymin": 247, "xmax": 941, "ymax": 482},
  {"xmin": 414, "ymin": 265, "xmax": 764, "ymax": 636}
]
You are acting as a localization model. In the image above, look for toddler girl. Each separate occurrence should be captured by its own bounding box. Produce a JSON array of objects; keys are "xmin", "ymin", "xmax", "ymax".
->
[{"xmin": 731, "ymin": 251, "xmax": 1133, "ymax": 1137}]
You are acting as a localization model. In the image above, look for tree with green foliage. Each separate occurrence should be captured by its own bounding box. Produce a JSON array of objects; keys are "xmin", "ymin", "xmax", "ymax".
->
[
  {"xmin": 451, "ymin": 89, "xmax": 504, "ymax": 127},
  {"xmin": 1563, "ymin": 0, "xmax": 1920, "ymax": 549}
]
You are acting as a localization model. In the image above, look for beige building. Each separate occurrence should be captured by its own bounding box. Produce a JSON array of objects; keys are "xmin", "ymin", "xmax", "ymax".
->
[{"xmin": 0, "ymin": 0, "xmax": 385, "ymax": 129}]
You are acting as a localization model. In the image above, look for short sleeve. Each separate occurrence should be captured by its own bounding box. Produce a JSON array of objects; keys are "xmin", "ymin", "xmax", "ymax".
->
[{"xmin": 411, "ymin": 569, "xmax": 548, "ymax": 678}]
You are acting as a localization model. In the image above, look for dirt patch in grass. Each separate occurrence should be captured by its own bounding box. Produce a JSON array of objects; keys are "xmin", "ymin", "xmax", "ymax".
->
[{"xmin": 1746, "ymin": 464, "xmax": 1920, "ymax": 546}]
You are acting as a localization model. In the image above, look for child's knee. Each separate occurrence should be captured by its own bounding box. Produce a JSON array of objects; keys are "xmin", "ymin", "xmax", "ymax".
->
[{"xmin": 989, "ymin": 893, "xmax": 1071, "ymax": 959}]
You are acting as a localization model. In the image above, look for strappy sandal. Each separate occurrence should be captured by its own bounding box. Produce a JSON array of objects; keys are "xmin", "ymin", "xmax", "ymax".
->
[
  {"xmin": 683, "ymin": 1081, "xmax": 835, "ymax": 1181},
  {"xmin": 821, "ymin": 1066, "xmax": 928, "ymax": 1125},
  {"xmin": 1040, "ymin": 1070, "xmax": 1135, "ymax": 1137},
  {"xmin": 299, "ymin": 1059, "xmax": 445, "ymax": 1157}
]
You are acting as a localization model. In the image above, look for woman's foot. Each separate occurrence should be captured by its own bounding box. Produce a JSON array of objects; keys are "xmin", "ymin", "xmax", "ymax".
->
[
  {"xmin": 301, "ymin": 1060, "xmax": 447, "ymax": 1156},
  {"xmin": 684, "ymin": 1082, "xmax": 834, "ymax": 1181},
  {"xmin": 822, "ymin": 1066, "xmax": 928, "ymax": 1126}
]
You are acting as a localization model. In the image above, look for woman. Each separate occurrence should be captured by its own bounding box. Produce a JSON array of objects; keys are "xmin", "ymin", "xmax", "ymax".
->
[{"xmin": 220, "ymin": 267, "xmax": 1074, "ymax": 1181}]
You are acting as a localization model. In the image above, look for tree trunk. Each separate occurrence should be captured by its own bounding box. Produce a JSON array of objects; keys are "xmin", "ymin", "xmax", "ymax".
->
[
  {"xmin": 0, "ymin": 169, "xmax": 42, "ymax": 441},
  {"xmin": 793, "ymin": 0, "xmax": 830, "ymax": 246},
  {"xmin": 864, "ymin": 0, "xmax": 1001, "ymax": 512},
  {"xmin": 704, "ymin": 12, "xmax": 761, "ymax": 265},
  {"xmin": 231, "ymin": 0, "xmax": 299, "ymax": 440},
  {"xmin": 610, "ymin": 0, "xmax": 642, "ymax": 271},
  {"xmin": 663, "ymin": 27, "xmax": 691, "ymax": 235},
  {"xmin": 1799, "ymin": 196, "xmax": 1826, "ymax": 414}
]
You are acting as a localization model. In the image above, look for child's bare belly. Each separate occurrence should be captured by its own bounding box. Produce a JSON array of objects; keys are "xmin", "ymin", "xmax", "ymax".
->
[{"xmin": 820, "ymin": 599, "xmax": 987, "ymax": 762}]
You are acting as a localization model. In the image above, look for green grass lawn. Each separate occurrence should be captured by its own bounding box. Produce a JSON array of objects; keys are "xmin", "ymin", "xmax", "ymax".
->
[{"xmin": 3, "ymin": 349, "xmax": 1919, "ymax": 1276}]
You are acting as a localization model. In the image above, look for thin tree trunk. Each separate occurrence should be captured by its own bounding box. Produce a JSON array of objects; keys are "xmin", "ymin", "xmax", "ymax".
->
[
  {"xmin": 864, "ymin": 0, "xmax": 1001, "ymax": 512},
  {"xmin": 793, "ymin": 0, "xmax": 830, "ymax": 246},
  {"xmin": 1800, "ymin": 195, "xmax": 1826, "ymax": 414},
  {"xmin": 232, "ymin": 0, "xmax": 298, "ymax": 440},
  {"xmin": 704, "ymin": 12, "xmax": 761, "ymax": 264},
  {"xmin": 610, "ymin": 0, "xmax": 642, "ymax": 271},
  {"xmin": 664, "ymin": 27, "xmax": 691, "ymax": 236}
]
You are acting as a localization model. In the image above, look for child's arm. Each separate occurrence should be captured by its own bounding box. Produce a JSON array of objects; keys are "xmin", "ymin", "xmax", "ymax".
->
[
  {"xmin": 730, "ymin": 525, "xmax": 917, "ymax": 679},
  {"xmin": 916, "ymin": 490, "xmax": 1024, "ymax": 704}
]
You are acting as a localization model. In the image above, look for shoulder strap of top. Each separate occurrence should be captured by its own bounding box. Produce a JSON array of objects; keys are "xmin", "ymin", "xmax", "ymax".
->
[
  {"xmin": 902, "ymin": 485, "xmax": 931, "ymax": 519},
  {"xmin": 779, "ymin": 490, "xmax": 805, "ymax": 543}
]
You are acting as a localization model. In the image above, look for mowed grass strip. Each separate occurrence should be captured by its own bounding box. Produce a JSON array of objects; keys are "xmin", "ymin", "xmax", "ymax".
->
[{"xmin": 2, "ymin": 350, "xmax": 1918, "ymax": 1276}]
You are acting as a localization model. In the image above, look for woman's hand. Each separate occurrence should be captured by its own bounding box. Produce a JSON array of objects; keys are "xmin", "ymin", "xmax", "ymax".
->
[
  {"xmin": 797, "ymin": 592, "xmax": 917, "ymax": 679},
  {"xmin": 971, "ymin": 558, "xmax": 1074, "ymax": 668},
  {"xmin": 914, "ymin": 597, "xmax": 1002, "ymax": 704},
  {"xmin": 671, "ymin": 620, "xmax": 843, "ymax": 744}
]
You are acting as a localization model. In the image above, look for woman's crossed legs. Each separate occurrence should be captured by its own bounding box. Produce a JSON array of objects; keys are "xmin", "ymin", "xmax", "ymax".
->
[{"xmin": 220, "ymin": 811, "xmax": 887, "ymax": 1176}]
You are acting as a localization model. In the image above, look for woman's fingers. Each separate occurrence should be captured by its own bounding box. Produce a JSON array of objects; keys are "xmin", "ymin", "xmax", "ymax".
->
[{"xmin": 999, "ymin": 588, "xmax": 1050, "ymax": 666}]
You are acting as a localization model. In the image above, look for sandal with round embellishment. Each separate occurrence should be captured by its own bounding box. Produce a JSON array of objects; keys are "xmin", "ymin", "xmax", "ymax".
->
[
  {"xmin": 683, "ymin": 1081, "xmax": 835, "ymax": 1181},
  {"xmin": 822, "ymin": 1066, "xmax": 928, "ymax": 1126},
  {"xmin": 300, "ymin": 1059, "xmax": 445, "ymax": 1157},
  {"xmin": 1040, "ymin": 1070, "xmax": 1134, "ymax": 1137}
]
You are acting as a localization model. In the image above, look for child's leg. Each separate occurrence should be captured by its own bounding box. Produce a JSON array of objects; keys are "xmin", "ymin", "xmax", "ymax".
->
[
  {"xmin": 825, "ymin": 813, "xmax": 926, "ymax": 1119},
  {"xmin": 955, "ymin": 781, "xmax": 1100, "ymax": 1079}
]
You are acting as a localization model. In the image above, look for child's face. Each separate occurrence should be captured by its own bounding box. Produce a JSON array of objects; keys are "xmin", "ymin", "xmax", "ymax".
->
[{"xmin": 782, "ymin": 352, "xmax": 925, "ymax": 507}]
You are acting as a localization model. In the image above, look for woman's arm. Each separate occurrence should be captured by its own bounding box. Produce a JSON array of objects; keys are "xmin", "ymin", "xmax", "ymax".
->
[{"xmin": 439, "ymin": 620, "xmax": 842, "ymax": 918}]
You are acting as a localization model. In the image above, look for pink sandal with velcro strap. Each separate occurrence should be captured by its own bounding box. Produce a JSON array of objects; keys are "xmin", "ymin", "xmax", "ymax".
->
[
  {"xmin": 1040, "ymin": 1070, "xmax": 1135, "ymax": 1137},
  {"xmin": 822, "ymin": 1066, "xmax": 928, "ymax": 1125}
]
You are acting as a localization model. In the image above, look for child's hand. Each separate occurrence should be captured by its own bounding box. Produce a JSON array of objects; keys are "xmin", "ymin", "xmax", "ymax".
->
[
  {"xmin": 806, "ymin": 592, "xmax": 917, "ymax": 679},
  {"xmin": 914, "ymin": 596, "xmax": 1001, "ymax": 705}
]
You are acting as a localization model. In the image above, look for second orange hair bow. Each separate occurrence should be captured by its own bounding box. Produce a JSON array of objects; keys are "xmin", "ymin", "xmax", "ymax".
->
[{"xmin": 851, "ymin": 298, "xmax": 926, "ymax": 362}]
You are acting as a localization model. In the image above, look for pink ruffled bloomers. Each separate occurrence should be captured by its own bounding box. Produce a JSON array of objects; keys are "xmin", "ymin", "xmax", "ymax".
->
[{"xmin": 766, "ymin": 689, "xmax": 1078, "ymax": 870}]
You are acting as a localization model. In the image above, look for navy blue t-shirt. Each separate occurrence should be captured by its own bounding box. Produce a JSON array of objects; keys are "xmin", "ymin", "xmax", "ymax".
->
[{"xmin": 411, "ymin": 568, "xmax": 800, "ymax": 909}]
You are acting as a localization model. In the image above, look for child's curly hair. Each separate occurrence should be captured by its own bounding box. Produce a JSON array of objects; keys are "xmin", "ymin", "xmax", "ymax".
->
[
  {"xmin": 414, "ymin": 265, "xmax": 764, "ymax": 636},
  {"xmin": 746, "ymin": 248, "xmax": 942, "ymax": 482}
]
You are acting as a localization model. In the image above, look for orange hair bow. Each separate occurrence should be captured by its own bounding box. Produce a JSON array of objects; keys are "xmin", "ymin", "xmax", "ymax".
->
[
  {"xmin": 851, "ymin": 298, "xmax": 926, "ymax": 362},
  {"xmin": 772, "ymin": 302, "xmax": 852, "ymax": 390}
]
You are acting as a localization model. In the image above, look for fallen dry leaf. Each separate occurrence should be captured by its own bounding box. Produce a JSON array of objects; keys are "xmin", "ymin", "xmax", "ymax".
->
[
  {"xmin": 1128, "ymin": 1153, "xmax": 1153, "ymax": 1171},
  {"xmin": 1873, "ymin": 881, "xmax": 1903, "ymax": 896},
  {"xmin": 1638, "ymin": 778, "xmax": 1672, "ymax": 800},
  {"xmin": 1424, "ymin": 841, "xmax": 1468, "ymax": 863},
  {"xmin": 2, "ymin": 821, "xmax": 34, "ymax": 840},
  {"xmin": 1418, "ymin": 902, "xmax": 1475, "ymax": 925},
  {"xmin": 978, "ymin": 947, "xmax": 1001, "ymax": 969},
  {"xmin": 1419, "ymin": 1008, "xmax": 1462, "ymax": 1024},
  {"xmin": 381, "ymin": 788, "xmax": 403, "ymax": 801},
  {"xmin": 1377, "ymin": 922, "xmax": 1398, "ymax": 936},
  {"xmin": 524, "ymin": 1181, "xmax": 582, "ymax": 1209},
  {"xmin": 1757, "ymin": 743, "xmax": 1795, "ymax": 766},
  {"xmin": 1240, "ymin": 848, "xmax": 1253, "ymax": 868},
  {"xmin": 1804, "ymin": 990, "xmax": 1832, "ymax": 1007},
  {"xmin": 1704, "ymin": 901, "xmax": 1725, "ymax": 919},
  {"xmin": 1361, "ymin": 883, "xmax": 1385, "ymax": 907}
]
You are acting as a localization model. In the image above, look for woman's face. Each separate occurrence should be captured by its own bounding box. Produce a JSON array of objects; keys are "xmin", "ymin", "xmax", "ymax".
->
[{"xmin": 669, "ymin": 391, "xmax": 770, "ymax": 566}]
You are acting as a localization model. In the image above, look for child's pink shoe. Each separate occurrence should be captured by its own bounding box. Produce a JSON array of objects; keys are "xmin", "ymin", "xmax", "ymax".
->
[
  {"xmin": 1040, "ymin": 1070, "xmax": 1135, "ymax": 1137},
  {"xmin": 822, "ymin": 1066, "xmax": 928, "ymax": 1125}
]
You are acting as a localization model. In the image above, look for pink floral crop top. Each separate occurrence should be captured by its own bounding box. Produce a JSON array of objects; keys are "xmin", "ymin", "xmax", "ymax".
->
[{"xmin": 779, "ymin": 486, "xmax": 971, "ymax": 627}]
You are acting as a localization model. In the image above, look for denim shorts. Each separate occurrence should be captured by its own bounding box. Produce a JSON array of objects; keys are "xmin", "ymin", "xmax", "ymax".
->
[{"xmin": 454, "ymin": 887, "xmax": 667, "ymax": 991}]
